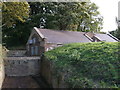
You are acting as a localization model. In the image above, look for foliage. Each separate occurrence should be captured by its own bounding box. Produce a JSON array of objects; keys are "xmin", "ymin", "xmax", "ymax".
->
[
  {"xmin": 2, "ymin": 1, "xmax": 103, "ymax": 47},
  {"xmin": 29, "ymin": 2, "xmax": 103, "ymax": 32},
  {"xmin": 2, "ymin": 13, "xmax": 41, "ymax": 47},
  {"xmin": 109, "ymin": 17, "xmax": 120, "ymax": 40},
  {"xmin": 2, "ymin": 21, "xmax": 32, "ymax": 47},
  {"xmin": 45, "ymin": 42, "xmax": 120, "ymax": 88},
  {"xmin": 2, "ymin": 2, "xmax": 30, "ymax": 27},
  {"xmin": 109, "ymin": 28, "xmax": 120, "ymax": 40}
]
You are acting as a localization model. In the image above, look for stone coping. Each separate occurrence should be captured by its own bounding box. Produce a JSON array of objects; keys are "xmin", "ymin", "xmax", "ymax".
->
[{"xmin": 4, "ymin": 56, "xmax": 41, "ymax": 60}]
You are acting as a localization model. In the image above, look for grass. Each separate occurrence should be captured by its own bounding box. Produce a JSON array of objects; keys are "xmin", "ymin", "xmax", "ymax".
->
[{"xmin": 45, "ymin": 42, "xmax": 120, "ymax": 88}]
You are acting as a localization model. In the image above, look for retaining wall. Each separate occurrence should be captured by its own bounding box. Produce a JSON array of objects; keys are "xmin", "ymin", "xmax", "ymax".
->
[
  {"xmin": 0, "ymin": 59, "xmax": 5, "ymax": 89},
  {"xmin": 40, "ymin": 57, "xmax": 68, "ymax": 88},
  {"xmin": 4, "ymin": 57, "xmax": 41, "ymax": 76}
]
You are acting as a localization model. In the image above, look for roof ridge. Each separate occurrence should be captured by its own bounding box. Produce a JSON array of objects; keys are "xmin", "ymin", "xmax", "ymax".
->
[{"xmin": 37, "ymin": 28, "xmax": 86, "ymax": 33}]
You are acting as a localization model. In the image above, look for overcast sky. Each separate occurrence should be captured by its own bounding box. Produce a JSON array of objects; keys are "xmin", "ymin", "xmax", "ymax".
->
[{"xmin": 90, "ymin": 0, "xmax": 119, "ymax": 32}]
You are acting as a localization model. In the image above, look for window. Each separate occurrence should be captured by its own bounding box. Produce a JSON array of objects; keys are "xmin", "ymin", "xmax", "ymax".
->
[
  {"xmin": 31, "ymin": 47, "xmax": 34, "ymax": 55},
  {"xmin": 35, "ymin": 46, "xmax": 38, "ymax": 55},
  {"xmin": 29, "ymin": 40, "xmax": 32, "ymax": 44}
]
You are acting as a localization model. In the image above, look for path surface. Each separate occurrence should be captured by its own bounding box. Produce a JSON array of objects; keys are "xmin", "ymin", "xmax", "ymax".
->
[{"xmin": 2, "ymin": 76, "xmax": 40, "ymax": 88}]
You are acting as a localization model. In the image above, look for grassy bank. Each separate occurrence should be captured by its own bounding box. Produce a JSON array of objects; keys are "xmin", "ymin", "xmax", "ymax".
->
[{"xmin": 45, "ymin": 42, "xmax": 120, "ymax": 88}]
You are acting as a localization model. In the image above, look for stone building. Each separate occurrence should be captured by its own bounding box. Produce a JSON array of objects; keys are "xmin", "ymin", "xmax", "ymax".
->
[{"xmin": 26, "ymin": 27, "xmax": 119, "ymax": 56}]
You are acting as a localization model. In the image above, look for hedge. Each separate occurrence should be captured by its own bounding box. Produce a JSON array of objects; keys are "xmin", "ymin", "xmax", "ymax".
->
[{"xmin": 45, "ymin": 42, "xmax": 120, "ymax": 88}]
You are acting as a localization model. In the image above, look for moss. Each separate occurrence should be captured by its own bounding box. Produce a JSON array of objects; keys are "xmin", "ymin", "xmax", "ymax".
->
[{"xmin": 45, "ymin": 42, "xmax": 120, "ymax": 88}]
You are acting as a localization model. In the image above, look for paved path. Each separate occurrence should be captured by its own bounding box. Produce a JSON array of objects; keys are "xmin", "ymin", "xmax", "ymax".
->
[{"xmin": 2, "ymin": 76, "xmax": 40, "ymax": 88}]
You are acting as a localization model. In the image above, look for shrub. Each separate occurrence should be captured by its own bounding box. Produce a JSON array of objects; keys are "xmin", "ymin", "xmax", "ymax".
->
[{"xmin": 45, "ymin": 42, "xmax": 120, "ymax": 88}]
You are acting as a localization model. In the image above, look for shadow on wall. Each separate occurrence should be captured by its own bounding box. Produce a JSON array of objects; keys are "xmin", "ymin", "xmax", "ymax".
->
[{"xmin": 40, "ymin": 57, "xmax": 68, "ymax": 88}]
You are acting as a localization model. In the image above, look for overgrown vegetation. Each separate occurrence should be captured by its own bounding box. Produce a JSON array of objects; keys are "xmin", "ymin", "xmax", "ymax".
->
[{"xmin": 45, "ymin": 42, "xmax": 120, "ymax": 88}]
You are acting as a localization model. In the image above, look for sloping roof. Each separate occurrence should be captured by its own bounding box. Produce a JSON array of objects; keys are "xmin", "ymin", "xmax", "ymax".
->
[
  {"xmin": 95, "ymin": 33, "xmax": 118, "ymax": 42},
  {"xmin": 33, "ymin": 27, "xmax": 118, "ymax": 44},
  {"xmin": 35, "ymin": 28, "xmax": 91, "ymax": 44}
]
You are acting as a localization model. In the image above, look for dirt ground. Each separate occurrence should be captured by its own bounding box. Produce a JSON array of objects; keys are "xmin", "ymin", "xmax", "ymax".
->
[{"xmin": 1, "ymin": 76, "xmax": 40, "ymax": 88}]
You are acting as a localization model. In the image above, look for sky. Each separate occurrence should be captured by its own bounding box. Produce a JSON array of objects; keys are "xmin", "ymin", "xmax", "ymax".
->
[{"xmin": 90, "ymin": 0, "xmax": 119, "ymax": 33}]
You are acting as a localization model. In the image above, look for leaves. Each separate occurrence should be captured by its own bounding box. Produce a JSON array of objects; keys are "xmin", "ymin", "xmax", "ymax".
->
[
  {"xmin": 45, "ymin": 42, "xmax": 120, "ymax": 88},
  {"xmin": 2, "ymin": 2, "xmax": 30, "ymax": 27},
  {"xmin": 2, "ymin": 2, "xmax": 104, "ymax": 46},
  {"xmin": 29, "ymin": 2, "xmax": 103, "ymax": 32}
]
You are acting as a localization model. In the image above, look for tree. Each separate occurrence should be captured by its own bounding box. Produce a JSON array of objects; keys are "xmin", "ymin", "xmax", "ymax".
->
[
  {"xmin": 2, "ymin": 2, "xmax": 30, "ymax": 27},
  {"xmin": 109, "ymin": 17, "xmax": 120, "ymax": 40},
  {"xmin": 2, "ymin": 21, "xmax": 32, "ymax": 46},
  {"xmin": 29, "ymin": 2, "xmax": 103, "ymax": 32},
  {"xmin": 3, "ymin": 2, "xmax": 103, "ymax": 47},
  {"xmin": 2, "ymin": 2, "xmax": 30, "ymax": 46},
  {"xmin": 109, "ymin": 29, "xmax": 120, "ymax": 40},
  {"xmin": 76, "ymin": 2, "xmax": 103, "ymax": 32}
]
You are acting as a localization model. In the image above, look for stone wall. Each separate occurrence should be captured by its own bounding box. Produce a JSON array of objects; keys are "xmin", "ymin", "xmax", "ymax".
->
[
  {"xmin": 4, "ymin": 57, "xmax": 41, "ymax": 76},
  {"xmin": 7, "ymin": 50, "xmax": 26, "ymax": 57},
  {"xmin": 0, "ymin": 45, "xmax": 5, "ymax": 89},
  {"xmin": 40, "ymin": 57, "xmax": 68, "ymax": 88},
  {"xmin": 0, "ymin": 59, "xmax": 5, "ymax": 89}
]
